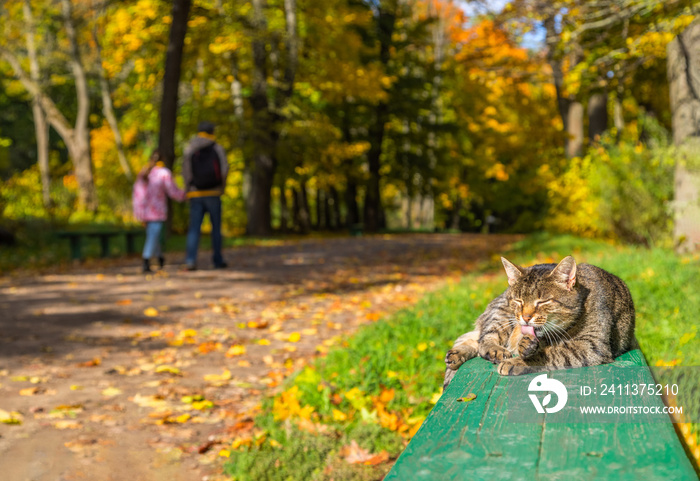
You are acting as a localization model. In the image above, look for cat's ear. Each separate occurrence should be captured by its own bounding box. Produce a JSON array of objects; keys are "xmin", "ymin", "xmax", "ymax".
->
[
  {"xmin": 550, "ymin": 256, "xmax": 577, "ymax": 290},
  {"xmin": 501, "ymin": 257, "xmax": 523, "ymax": 286}
]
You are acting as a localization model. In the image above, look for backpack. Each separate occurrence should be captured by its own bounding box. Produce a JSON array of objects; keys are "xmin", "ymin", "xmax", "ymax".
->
[{"xmin": 190, "ymin": 144, "xmax": 222, "ymax": 189}]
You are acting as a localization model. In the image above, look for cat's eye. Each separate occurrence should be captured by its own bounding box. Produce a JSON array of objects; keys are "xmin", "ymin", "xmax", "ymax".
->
[
  {"xmin": 513, "ymin": 298, "xmax": 524, "ymax": 306},
  {"xmin": 535, "ymin": 299, "xmax": 553, "ymax": 307}
]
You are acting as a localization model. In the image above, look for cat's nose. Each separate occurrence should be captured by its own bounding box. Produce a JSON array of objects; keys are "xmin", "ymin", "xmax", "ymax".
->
[{"xmin": 522, "ymin": 314, "xmax": 532, "ymax": 323}]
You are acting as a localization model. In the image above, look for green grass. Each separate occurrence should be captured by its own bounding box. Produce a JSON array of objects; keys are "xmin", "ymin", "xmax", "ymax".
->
[{"xmin": 224, "ymin": 233, "xmax": 700, "ymax": 481}]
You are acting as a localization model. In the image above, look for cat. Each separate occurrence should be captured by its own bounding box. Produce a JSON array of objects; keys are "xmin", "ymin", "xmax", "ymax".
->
[{"xmin": 443, "ymin": 255, "xmax": 636, "ymax": 388}]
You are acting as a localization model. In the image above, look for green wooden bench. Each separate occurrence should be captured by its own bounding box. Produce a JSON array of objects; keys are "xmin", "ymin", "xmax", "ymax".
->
[
  {"xmin": 56, "ymin": 229, "xmax": 144, "ymax": 261},
  {"xmin": 349, "ymin": 223, "xmax": 364, "ymax": 236},
  {"xmin": 386, "ymin": 349, "xmax": 698, "ymax": 480}
]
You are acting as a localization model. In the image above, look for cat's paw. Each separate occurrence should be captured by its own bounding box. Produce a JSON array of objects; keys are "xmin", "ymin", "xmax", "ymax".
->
[
  {"xmin": 479, "ymin": 344, "xmax": 513, "ymax": 364},
  {"xmin": 445, "ymin": 349, "xmax": 468, "ymax": 371},
  {"xmin": 497, "ymin": 357, "xmax": 530, "ymax": 376},
  {"xmin": 518, "ymin": 334, "xmax": 539, "ymax": 359}
]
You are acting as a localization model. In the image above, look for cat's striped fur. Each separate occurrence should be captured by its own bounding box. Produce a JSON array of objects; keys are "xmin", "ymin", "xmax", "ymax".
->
[{"xmin": 444, "ymin": 256, "xmax": 636, "ymax": 388}]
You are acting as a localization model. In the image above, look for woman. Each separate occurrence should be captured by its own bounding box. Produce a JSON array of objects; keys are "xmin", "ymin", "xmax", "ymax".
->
[{"xmin": 132, "ymin": 150, "xmax": 186, "ymax": 273}]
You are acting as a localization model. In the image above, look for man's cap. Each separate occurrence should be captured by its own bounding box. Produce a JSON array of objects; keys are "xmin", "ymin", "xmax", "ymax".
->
[{"xmin": 197, "ymin": 121, "xmax": 215, "ymax": 134}]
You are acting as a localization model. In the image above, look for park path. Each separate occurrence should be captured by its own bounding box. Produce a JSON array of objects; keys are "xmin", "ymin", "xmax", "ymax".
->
[{"xmin": 0, "ymin": 233, "xmax": 519, "ymax": 481}]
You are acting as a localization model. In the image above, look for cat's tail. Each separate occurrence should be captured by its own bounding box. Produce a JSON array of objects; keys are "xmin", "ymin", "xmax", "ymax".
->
[{"xmin": 443, "ymin": 330, "xmax": 479, "ymax": 390}]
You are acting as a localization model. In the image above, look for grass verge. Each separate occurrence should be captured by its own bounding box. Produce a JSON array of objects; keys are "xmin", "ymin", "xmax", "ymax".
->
[{"xmin": 224, "ymin": 233, "xmax": 700, "ymax": 480}]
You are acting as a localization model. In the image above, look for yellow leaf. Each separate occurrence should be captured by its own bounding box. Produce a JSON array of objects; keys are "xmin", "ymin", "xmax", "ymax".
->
[
  {"xmin": 0, "ymin": 409, "xmax": 22, "ymax": 424},
  {"xmin": 143, "ymin": 307, "xmax": 159, "ymax": 317},
  {"xmin": 332, "ymin": 409, "xmax": 348, "ymax": 421},
  {"xmin": 19, "ymin": 387, "xmax": 41, "ymax": 396},
  {"xmin": 155, "ymin": 365, "xmax": 181, "ymax": 375},
  {"xmin": 191, "ymin": 400, "xmax": 214, "ymax": 410},
  {"xmin": 219, "ymin": 449, "xmax": 231, "ymax": 458},
  {"xmin": 101, "ymin": 387, "xmax": 122, "ymax": 397},
  {"xmin": 204, "ymin": 369, "xmax": 232, "ymax": 382},
  {"xmin": 175, "ymin": 413, "xmax": 191, "ymax": 423},
  {"xmin": 679, "ymin": 331, "xmax": 696, "ymax": 347},
  {"xmin": 53, "ymin": 420, "xmax": 82, "ymax": 430},
  {"xmin": 288, "ymin": 332, "xmax": 301, "ymax": 343},
  {"xmin": 180, "ymin": 329, "xmax": 198, "ymax": 338},
  {"xmin": 258, "ymin": 339, "xmax": 271, "ymax": 346},
  {"xmin": 226, "ymin": 345, "xmax": 246, "ymax": 357}
]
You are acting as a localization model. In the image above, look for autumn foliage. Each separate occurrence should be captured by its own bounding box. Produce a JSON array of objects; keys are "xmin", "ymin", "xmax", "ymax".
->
[{"xmin": 0, "ymin": 0, "xmax": 691, "ymax": 242}]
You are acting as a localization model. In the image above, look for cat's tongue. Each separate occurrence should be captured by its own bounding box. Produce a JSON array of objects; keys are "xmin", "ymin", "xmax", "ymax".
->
[{"xmin": 521, "ymin": 325, "xmax": 536, "ymax": 338}]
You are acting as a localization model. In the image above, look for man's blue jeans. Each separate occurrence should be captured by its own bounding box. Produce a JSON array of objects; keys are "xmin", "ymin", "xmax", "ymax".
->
[
  {"xmin": 186, "ymin": 196, "xmax": 224, "ymax": 267},
  {"xmin": 142, "ymin": 221, "xmax": 164, "ymax": 259}
]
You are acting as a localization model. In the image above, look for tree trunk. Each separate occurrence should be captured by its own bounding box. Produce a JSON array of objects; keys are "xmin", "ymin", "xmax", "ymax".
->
[
  {"xmin": 247, "ymin": 0, "xmax": 275, "ymax": 236},
  {"xmin": 363, "ymin": 5, "xmax": 396, "ymax": 232},
  {"xmin": 588, "ymin": 92, "xmax": 608, "ymax": 142},
  {"xmin": 279, "ymin": 180, "xmax": 291, "ymax": 233},
  {"xmin": 330, "ymin": 186, "xmax": 341, "ymax": 229},
  {"xmin": 544, "ymin": 15, "xmax": 571, "ymax": 134},
  {"xmin": 158, "ymin": 0, "xmax": 191, "ymax": 170},
  {"xmin": 61, "ymin": 0, "xmax": 96, "ymax": 211},
  {"xmin": 23, "ymin": 0, "xmax": 51, "ymax": 210},
  {"xmin": 668, "ymin": 20, "xmax": 700, "ymax": 252},
  {"xmin": 566, "ymin": 102, "xmax": 584, "ymax": 158},
  {"xmin": 0, "ymin": 46, "xmax": 95, "ymax": 210},
  {"xmin": 323, "ymin": 189, "xmax": 332, "ymax": 229},
  {"xmin": 450, "ymin": 197, "xmax": 462, "ymax": 231},
  {"xmin": 293, "ymin": 183, "xmax": 310, "ymax": 234},
  {"xmin": 345, "ymin": 180, "xmax": 360, "ymax": 228},
  {"xmin": 613, "ymin": 92, "xmax": 625, "ymax": 140},
  {"xmin": 246, "ymin": 0, "xmax": 297, "ymax": 236}
]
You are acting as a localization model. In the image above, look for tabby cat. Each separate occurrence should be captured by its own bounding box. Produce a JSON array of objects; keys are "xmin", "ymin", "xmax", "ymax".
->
[{"xmin": 443, "ymin": 256, "xmax": 635, "ymax": 388}]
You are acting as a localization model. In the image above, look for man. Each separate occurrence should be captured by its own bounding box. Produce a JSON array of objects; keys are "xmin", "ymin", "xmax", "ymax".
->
[{"xmin": 182, "ymin": 121, "xmax": 229, "ymax": 270}]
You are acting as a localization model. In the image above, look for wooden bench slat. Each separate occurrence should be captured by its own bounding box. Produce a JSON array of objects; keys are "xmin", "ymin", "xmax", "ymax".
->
[
  {"xmin": 55, "ymin": 230, "xmax": 144, "ymax": 260},
  {"xmin": 386, "ymin": 349, "xmax": 697, "ymax": 480}
]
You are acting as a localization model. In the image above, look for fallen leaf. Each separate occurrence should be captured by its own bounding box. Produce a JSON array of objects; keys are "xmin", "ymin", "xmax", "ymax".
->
[
  {"xmin": 0, "ymin": 409, "xmax": 22, "ymax": 424},
  {"xmin": 53, "ymin": 420, "xmax": 82, "ymax": 430},
  {"xmin": 204, "ymin": 369, "xmax": 232, "ymax": 383},
  {"xmin": 225, "ymin": 345, "xmax": 246, "ymax": 357},
  {"xmin": 77, "ymin": 357, "xmax": 101, "ymax": 368},
  {"xmin": 155, "ymin": 365, "xmax": 181, "ymax": 376},
  {"xmin": 457, "ymin": 393, "xmax": 477, "ymax": 402},
  {"xmin": 101, "ymin": 387, "xmax": 122, "ymax": 397},
  {"xmin": 340, "ymin": 440, "xmax": 389, "ymax": 465},
  {"xmin": 19, "ymin": 387, "xmax": 42, "ymax": 396},
  {"xmin": 143, "ymin": 307, "xmax": 159, "ymax": 317}
]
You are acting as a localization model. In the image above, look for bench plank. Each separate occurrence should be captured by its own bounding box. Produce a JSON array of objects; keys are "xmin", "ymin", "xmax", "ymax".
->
[
  {"xmin": 56, "ymin": 230, "xmax": 144, "ymax": 260},
  {"xmin": 386, "ymin": 349, "xmax": 697, "ymax": 480}
]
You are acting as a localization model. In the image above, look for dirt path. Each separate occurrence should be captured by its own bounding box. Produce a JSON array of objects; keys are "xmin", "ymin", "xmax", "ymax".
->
[{"xmin": 0, "ymin": 234, "xmax": 518, "ymax": 481}]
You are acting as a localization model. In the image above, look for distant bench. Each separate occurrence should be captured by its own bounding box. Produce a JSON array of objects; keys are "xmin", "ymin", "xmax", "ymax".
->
[
  {"xmin": 56, "ymin": 229, "xmax": 145, "ymax": 261},
  {"xmin": 385, "ymin": 349, "xmax": 697, "ymax": 480}
]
